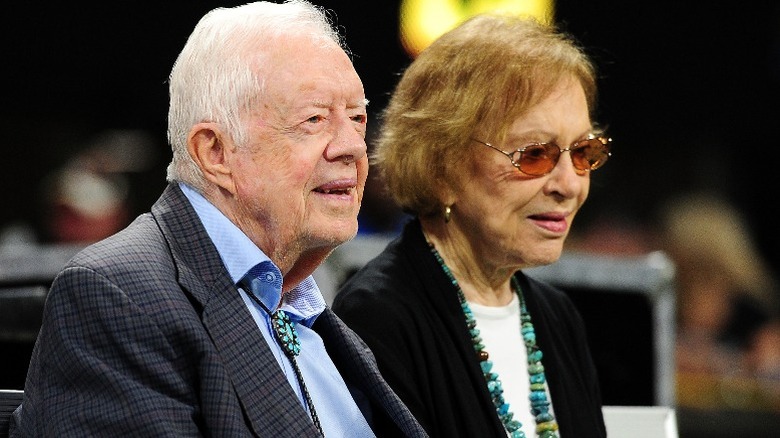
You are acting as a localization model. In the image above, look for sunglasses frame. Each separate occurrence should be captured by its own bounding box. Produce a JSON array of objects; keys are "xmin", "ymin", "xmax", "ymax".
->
[{"xmin": 473, "ymin": 134, "xmax": 612, "ymax": 177}]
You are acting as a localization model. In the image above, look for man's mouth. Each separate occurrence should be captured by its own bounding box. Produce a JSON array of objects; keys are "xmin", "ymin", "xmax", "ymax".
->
[
  {"xmin": 314, "ymin": 187, "xmax": 353, "ymax": 195},
  {"xmin": 314, "ymin": 177, "xmax": 357, "ymax": 196}
]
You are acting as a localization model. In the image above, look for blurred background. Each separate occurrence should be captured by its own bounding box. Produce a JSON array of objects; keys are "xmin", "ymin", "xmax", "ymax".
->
[
  {"xmin": 1, "ymin": 0, "xmax": 779, "ymax": 436},
  {"xmin": 2, "ymin": 0, "xmax": 780, "ymax": 251}
]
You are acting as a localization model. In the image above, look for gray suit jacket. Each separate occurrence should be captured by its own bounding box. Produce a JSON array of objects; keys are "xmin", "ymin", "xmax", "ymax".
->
[{"xmin": 11, "ymin": 184, "xmax": 426, "ymax": 437}]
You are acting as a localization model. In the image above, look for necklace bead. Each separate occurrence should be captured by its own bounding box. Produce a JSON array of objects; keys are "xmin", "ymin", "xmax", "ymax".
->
[{"xmin": 429, "ymin": 242, "xmax": 560, "ymax": 438}]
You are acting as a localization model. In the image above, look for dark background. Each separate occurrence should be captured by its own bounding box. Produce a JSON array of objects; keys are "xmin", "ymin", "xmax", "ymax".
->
[{"xmin": 2, "ymin": 1, "xmax": 780, "ymax": 271}]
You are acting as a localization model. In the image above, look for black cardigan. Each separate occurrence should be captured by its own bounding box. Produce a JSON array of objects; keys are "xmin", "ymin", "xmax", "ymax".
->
[{"xmin": 332, "ymin": 219, "xmax": 606, "ymax": 438}]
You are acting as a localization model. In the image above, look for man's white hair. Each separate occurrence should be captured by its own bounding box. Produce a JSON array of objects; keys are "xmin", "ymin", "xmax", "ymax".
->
[{"xmin": 165, "ymin": 0, "xmax": 344, "ymax": 192}]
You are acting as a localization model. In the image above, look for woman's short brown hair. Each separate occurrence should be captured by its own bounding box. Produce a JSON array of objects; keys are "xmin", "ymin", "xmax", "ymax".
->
[{"xmin": 373, "ymin": 13, "xmax": 597, "ymax": 217}]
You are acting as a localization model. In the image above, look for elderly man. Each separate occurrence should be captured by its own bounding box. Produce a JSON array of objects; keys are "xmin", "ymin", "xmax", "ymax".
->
[{"xmin": 10, "ymin": 1, "xmax": 426, "ymax": 437}]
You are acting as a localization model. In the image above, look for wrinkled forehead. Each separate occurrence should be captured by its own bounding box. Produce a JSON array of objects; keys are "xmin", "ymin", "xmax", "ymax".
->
[
  {"xmin": 254, "ymin": 35, "xmax": 358, "ymax": 85},
  {"xmin": 247, "ymin": 36, "xmax": 365, "ymax": 114}
]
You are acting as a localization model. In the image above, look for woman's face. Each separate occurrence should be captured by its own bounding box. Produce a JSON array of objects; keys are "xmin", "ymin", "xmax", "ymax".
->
[{"xmin": 450, "ymin": 77, "xmax": 592, "ymax": 272}]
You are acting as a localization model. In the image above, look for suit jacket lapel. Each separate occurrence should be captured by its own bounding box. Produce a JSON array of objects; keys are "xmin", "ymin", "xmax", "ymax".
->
[
  {"xmin": 314, "ymin": 308, "xmax": 427, "ymax": 436},
  {"xmin": 150, "ymin": 184, "xmax": 319, "ymax": 436}
]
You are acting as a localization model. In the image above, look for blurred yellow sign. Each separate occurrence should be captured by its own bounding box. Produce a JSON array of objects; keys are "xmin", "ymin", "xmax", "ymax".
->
[{"xmin": 400, "ymin": 0, "xmax": 555, "ymax": 57}]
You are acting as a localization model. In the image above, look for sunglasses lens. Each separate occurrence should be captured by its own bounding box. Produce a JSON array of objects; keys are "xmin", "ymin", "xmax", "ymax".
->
[
  {"xmin": 518, "ymin": 143, "xmax": 559, "ymax": 176},
  {"xmin": 571, "ymin": 138, "xmax": 610, "ymax": 171}
]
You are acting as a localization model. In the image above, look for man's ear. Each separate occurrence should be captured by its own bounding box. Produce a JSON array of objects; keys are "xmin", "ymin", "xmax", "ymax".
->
[{"xmin": 187, "ymin": 122, "xmax": 236, "ymax": 194}]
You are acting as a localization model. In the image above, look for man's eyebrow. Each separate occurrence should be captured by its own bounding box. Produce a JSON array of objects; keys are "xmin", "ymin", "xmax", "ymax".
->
[
  {"xmin": 307, "ymin": 98, "xmax": 368, "ymax": 109},
  {"xmin": 310, "ymin": 99, "xmax": 330, "ymax": 108},
  {"xmin": 303, "ymin": 98, "xmax": 368, "ymax": 108},
  {"xmin": 349, "ymin": 98, "xmax": 369, "ymax": 109}
]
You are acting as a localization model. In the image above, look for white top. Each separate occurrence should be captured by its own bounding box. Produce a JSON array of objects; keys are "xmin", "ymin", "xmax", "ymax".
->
[{"xmin": 469, "ymin": 294, "xmax": 557, "ymax": 436}]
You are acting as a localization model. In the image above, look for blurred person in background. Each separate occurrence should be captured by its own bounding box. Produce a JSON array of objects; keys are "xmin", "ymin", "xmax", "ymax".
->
[
  {"xmin": 39, "ymin": 165, "xmax": 130, "ymax": 244},
  {"xmin": 0, "ymin": 128, "xmax": 159, "ymax": 249},
  {"xmin": 334, "ymin": 13, "xmax": 610, "ymax": 437},
  {"xmin": 659, "ymin": 192, "xmax": 780, "ymax": 412}
]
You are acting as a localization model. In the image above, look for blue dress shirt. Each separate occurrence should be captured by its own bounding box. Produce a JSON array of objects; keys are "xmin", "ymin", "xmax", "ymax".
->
[{"xmin": 180, "ymin": 183, "xmax": 374, "ymax": 437}]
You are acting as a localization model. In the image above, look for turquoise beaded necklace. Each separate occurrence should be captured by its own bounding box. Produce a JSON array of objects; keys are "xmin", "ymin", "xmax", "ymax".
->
[{"xmin": 429, "ymin": 243, "xmax": 560, "ymax": 438}]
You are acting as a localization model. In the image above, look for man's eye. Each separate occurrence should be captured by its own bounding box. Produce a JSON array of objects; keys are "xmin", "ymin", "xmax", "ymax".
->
[
  {"xmin": 351, "ymin": 114, "xmax": 367, "ymax": 124},
  {"xmin": 306, "ymin": 115, "xmax": 324, "ymax": 123}
]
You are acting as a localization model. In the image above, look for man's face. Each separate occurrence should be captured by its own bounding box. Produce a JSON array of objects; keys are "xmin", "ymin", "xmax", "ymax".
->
[{"xmin": 226, "ymin": 36, "xmax": 368, "ymax": 269}]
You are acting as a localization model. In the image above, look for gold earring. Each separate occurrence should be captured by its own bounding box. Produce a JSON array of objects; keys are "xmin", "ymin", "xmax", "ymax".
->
[{"xmin": 444, "ymin": 205, "xmax": 451, "ymax": 223}]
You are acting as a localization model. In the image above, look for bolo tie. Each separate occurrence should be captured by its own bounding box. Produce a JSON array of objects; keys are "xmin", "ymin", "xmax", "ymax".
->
[{"xmin": 242, "ymin": 283, "xmax": 323, "ymax": 436}]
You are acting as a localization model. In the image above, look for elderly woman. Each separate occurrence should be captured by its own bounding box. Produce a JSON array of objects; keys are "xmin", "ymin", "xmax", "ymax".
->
[{"xmin": 333, "ymin": 13, "xmax": 610, "ymax": 438}]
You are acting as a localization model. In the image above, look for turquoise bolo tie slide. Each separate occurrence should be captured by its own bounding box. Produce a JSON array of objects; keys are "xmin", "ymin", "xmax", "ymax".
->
[{"xmin": 271, "ymin": 310, "xmax": 301, "ymax": 357}]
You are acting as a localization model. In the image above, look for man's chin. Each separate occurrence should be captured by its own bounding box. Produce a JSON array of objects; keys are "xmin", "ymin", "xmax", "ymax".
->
[{"xmin": 309, "ymin": 217, "xmax": 359, "ymax": 247}]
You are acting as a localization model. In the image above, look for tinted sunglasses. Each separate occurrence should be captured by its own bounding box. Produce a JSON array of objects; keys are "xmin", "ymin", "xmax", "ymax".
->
[{"xmin": 473, "ymin": 135, "xmax": 612, "ymax": 176}]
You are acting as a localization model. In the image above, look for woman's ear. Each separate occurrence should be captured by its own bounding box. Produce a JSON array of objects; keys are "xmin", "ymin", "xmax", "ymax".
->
[
  {"xmin": 439, "ymin": 179, "xmax": 458, "ymax": 208},
  {"xmin": 187, "ymin": 123, "xmax": 236, "ymax": 194}
]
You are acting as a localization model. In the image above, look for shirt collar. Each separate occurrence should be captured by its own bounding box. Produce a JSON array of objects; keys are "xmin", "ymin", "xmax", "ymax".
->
[{"xmin": 179, "ymin": 182, "xmax": 325, "ymax": 325}]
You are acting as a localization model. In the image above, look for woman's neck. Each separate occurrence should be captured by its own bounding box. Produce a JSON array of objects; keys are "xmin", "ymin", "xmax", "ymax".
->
[{"xmin": 420, "ymin": 217, "xmax": 515, "ymax": 306}]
